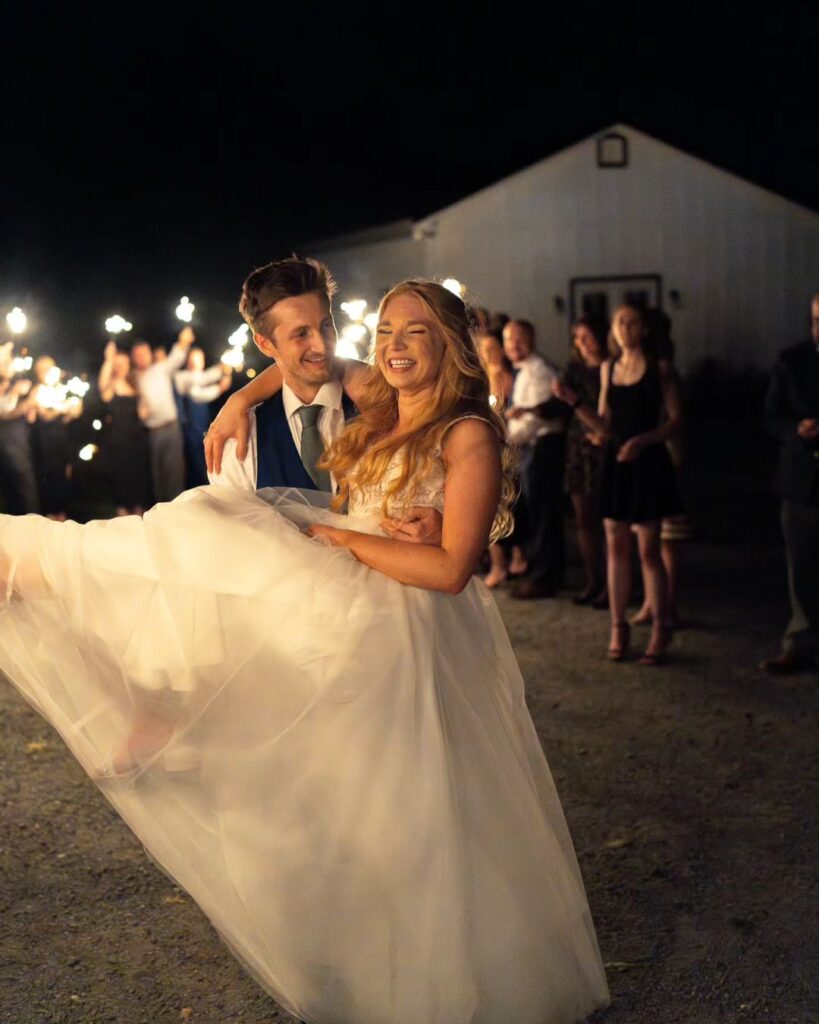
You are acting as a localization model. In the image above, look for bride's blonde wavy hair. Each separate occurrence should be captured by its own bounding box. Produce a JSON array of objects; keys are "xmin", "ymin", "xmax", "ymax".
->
[{"xmin": 323, "ymin": 279, "xmax": 516, "ymax": 542}]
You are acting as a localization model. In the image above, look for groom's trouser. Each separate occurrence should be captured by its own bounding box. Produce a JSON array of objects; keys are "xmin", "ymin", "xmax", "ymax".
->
[{"xmin": 781, "ymin": 499, "xmax": 819, "ymax": 660}]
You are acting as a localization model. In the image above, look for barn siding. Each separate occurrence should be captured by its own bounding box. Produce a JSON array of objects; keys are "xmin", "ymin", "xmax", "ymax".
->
[{"xmin": 315, "ymin": 125, "xmax": 819, "ymax": 373}]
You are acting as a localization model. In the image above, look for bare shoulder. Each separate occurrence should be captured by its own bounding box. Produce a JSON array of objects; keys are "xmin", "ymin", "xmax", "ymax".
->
[{"xmin": 441, "ymin": 417, "xmax": 501, "ymax": 463}]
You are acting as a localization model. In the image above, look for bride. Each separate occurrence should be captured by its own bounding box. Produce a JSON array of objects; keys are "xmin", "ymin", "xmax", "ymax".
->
[{"xmin": 0, "ymin": 278, "xmax": 609, "ymax": 1024}]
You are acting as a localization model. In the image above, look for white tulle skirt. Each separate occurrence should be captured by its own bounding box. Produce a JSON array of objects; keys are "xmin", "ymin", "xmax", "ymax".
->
[{"xmin": 0, "ymin": 485, "xmax": 609, "ymax": 1024}]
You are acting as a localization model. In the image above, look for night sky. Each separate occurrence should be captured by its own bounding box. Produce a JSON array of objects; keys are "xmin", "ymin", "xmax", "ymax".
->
[{"xmin": 2, "ymin": 1, "xmax": 817, "ymax": 367}]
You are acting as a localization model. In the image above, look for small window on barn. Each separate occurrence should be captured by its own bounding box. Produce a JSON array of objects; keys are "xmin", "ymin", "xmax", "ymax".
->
[{"xmin": 596, "ymin": 132, "xmax": 628, "ymax": 168}]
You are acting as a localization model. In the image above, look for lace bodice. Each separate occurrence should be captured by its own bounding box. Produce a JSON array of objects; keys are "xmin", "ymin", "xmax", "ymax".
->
[
  {"xmin": 347, "ymin": 450, "xmax": 446, "ymax": 518},
  {"xmin": 346, "ymin": 415, "xmax": 491, "ymax": 519}
]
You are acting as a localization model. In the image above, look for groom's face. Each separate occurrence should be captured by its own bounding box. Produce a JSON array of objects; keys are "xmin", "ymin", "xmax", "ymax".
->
[{"xmin": 253, "ymin": 292, "xmax": 337, "ymax": 394}]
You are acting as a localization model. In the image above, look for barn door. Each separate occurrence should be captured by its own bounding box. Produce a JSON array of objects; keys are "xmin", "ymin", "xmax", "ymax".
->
[{"xmin": 570, "ymin": 274, "xmax": 662, "ymax": 322}]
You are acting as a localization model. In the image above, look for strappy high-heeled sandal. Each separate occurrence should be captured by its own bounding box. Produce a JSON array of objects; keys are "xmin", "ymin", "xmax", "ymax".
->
[
  {"xmin": 639, "ymin": 625, "xmax": 672, "ymax": 666},
  {"xmin": 607, "ymin": 622, "xmax": 630, "ymax": 661}
]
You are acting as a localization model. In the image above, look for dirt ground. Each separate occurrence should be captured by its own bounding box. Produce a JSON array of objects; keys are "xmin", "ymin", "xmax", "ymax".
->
[{"xmin": 0, "ymin": 540, "xmax": 816, "ymax": 1024}]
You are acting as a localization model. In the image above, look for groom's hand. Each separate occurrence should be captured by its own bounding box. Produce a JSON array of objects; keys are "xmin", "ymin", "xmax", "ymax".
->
[{"xmin": 381, "ymin": 507, "xmax": 443, "ymax": 545}]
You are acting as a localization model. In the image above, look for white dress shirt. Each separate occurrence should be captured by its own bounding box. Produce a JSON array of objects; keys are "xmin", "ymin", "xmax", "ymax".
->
[
  {"xmin": 174, "ymin": 364, "xmax": 225, "ymax": 404},
  {"xmin": 507, "ymin": 353, "xmax": 561, "ymax": 447},
  {"xmin": 210, "ymin": 379, "xmax": 346, "ymax": 493},
  {"xmin": 136, "ymin": 343, "xmax": 188, "ymax": 428}
]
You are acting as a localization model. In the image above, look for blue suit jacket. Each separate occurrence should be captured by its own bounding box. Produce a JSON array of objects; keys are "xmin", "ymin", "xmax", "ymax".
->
[{"xmin": 255, "ymin": 390, "xmax": 358, "ymax": 490}]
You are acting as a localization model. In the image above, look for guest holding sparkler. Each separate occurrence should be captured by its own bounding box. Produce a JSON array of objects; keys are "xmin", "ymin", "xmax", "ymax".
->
[
  {"xmin": 174, "ymin": 341, "xmax": 233, "ymax": 488},
  {"xmin": 98, "ymin": 342, "xmax": 151, "ymax": 515},
  {"xmin": 131, "ymin": 327, "xmax": 195, "ymax": 503},
  {"xmin": 29, "ymin": 356, "xmax": 84, "ymax": 521},
  {"xmin": 0, "ymin": 347, "xmax": 39, "ymax": 514}
]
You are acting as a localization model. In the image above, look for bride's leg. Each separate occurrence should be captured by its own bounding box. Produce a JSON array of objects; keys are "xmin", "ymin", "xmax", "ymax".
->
[
  {"xmin": 105, "ymin": 706, "xmax": 177, "ymax": 775},
  {"xmin": 0, "ymin": 551, "xmax": 54, "ymax": 601}
]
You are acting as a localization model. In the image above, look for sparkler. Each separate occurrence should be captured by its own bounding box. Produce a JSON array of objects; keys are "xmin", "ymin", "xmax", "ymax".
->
[
  {"xmin": 11, "ymin": 355, "xmax": 33, "ymax": 374},
  {"xmin": 175, "ymin": 296, "xmax": 195, "ymax": 323},
  {"xmin": 220, "ymin": 347, "xmax": 244, "ymax": 369},
  {"xmin": 341, "ymin": 323, "xmax": 368, "ymax": 344},
  {"xmin": 227, "ymin": 324, "xmax": 250, "ymax": 348},
  {"xmin": 105, "ymin": 314, "xmax": 133, "ymax": 335},
  {"xmin": 221, "ymin": 324, "xmax": 250, "ymax": 369},
  {"xmin": 6, "ymin": 307, "xmax": 27, "ymax": 334},
  {"xmin": 442, "ymin": 278, "xmax": 464, "ymax": 298},
  {"xmin": 36, "ymin": 368, "xmax": 88, "ymax": 414},
  {"xmin": 340, "ymin": 299, "xmax": 367, "ymax": 322}
]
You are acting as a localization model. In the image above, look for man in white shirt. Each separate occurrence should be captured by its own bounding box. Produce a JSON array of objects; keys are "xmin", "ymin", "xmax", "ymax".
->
[
  {"xmin": 503, "ymin": 319, "xmax": 569, "ymax": 599},
  {"xmin": 174, "ymin": 344, "xmax": 232, "ymax": 487},
  {"xmin": 132, "ymin": 328, "xmax": 194, "ymax": 502}
]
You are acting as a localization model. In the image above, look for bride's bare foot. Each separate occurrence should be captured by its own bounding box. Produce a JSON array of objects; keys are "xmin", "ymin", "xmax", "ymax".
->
[{"xmin": 97, "ymin": 711, "xmax": 175, "ymax": 778}]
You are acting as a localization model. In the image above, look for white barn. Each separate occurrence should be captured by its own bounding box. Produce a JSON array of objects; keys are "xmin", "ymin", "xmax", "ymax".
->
[{"xmin": 313, "ymin": 124, "xmax": 819, "ymax": 373}]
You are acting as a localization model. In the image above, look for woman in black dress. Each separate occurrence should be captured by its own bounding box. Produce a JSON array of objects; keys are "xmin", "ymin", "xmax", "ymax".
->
[
  {"xmin": 98, "ymin": 342, "xmax": 150, "ymax": 515},
  {"xmin": 30, "ymin": 356, "xmax": 83, "ymax": 521},
  {"xmin": 555, "ymin": 304, "xmax": 682, "ymax": 664}
]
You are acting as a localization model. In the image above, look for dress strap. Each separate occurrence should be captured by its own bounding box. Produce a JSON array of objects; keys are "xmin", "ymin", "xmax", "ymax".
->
[{"xmin": 441, "ymin": 414, "xmax": 503, "ymax": 441}]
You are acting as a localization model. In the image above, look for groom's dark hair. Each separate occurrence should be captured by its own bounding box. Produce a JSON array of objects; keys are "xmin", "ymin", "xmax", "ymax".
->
[{"xmin": 239, "ymin": 256, "xmax": 337, "ymax": 340}]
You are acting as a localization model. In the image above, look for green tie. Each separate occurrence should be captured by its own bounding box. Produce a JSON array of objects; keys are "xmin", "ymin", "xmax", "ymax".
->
[{"xmin": 297, "ymin": 404, "xmax": 332, "ymax": 492}]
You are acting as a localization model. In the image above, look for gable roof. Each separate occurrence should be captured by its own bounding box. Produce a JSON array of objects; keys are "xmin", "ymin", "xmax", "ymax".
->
[
  {"xmin": 309, "ymin": 123, "xmax": 819, "ymax": 252},
  {"xmin": 419, "ymin": 122, "xmax": 819, "ymax": 224}
]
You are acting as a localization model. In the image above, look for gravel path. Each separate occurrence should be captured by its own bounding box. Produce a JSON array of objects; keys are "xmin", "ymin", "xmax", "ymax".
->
[{"xmin": 1, "ymin": 541, "xmax": 816, "ymax": 1024}]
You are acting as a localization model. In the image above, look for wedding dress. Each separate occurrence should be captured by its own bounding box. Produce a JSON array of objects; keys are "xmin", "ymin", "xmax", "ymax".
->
[{"xmin": 0, "ymin": 437, "xmax": 609, "ymax": 1024}]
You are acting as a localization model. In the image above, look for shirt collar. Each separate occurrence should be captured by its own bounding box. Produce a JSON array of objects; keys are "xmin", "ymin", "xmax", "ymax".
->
[
  {"xmin": 283, "ymin": 379, "xmax": 344, "ymax": 421},
  {"xmin": 516, "ymin": 352, "xmax": 542, "ymax": 369}
]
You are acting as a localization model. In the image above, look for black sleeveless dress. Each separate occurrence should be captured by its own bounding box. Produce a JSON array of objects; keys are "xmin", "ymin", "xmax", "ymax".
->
[
  {"xmin": 32, "ymin": 418, "xmax": 72, "ymax": 516},
  {"xmin": 106, "ymin": 394, "xmax": 151, "ymax": 509},
  {"xmin": 599, "ymin": 360, "xmax": 681, "ymax": 522}
]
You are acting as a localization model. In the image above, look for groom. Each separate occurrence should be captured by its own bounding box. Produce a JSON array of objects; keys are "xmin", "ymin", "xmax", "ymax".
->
[{"xmin": 208, "ymin": 256, "xmax": 441, "ymax": 543}]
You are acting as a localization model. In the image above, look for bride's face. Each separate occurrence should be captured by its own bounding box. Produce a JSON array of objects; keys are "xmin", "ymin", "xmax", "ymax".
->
[{"xmin": 376, "ymin": 294, "xmax": 446, "ymax": 394}]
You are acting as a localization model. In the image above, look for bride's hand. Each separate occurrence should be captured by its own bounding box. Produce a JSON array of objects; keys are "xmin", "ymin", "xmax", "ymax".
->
[
  {"xmin": 205, "ymin": 395, "xmax": 252, "ymax": 475},
  {"xmin": 381, "ymin": 507, "xmax": 442, "ymax": 545},
  {"xmin": 305, "ymin": 524, "xmax": 351, "ymax": 548}
]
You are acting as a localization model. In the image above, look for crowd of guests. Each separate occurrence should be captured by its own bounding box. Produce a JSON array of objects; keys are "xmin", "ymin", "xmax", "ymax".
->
[
  {"xmin": 0, "ymin": 327, "xmax": 232, "ymax": 518},
  {"xmin": 2, "ymin": 291, "xmax": 816, "ymax": 674},
  {"xmin": 475, "ymin": 303, "xmax": 687, "ymax": 666}
]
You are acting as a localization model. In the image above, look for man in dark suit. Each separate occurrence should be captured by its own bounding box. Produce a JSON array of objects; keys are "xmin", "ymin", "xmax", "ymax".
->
[
  {"xmin": 760, "ymin": 293, "xmax": 819, "ymax": 673},
  {"xmin": 207, "ymin": 256, "xmax": 440, "ymax": 543}
]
